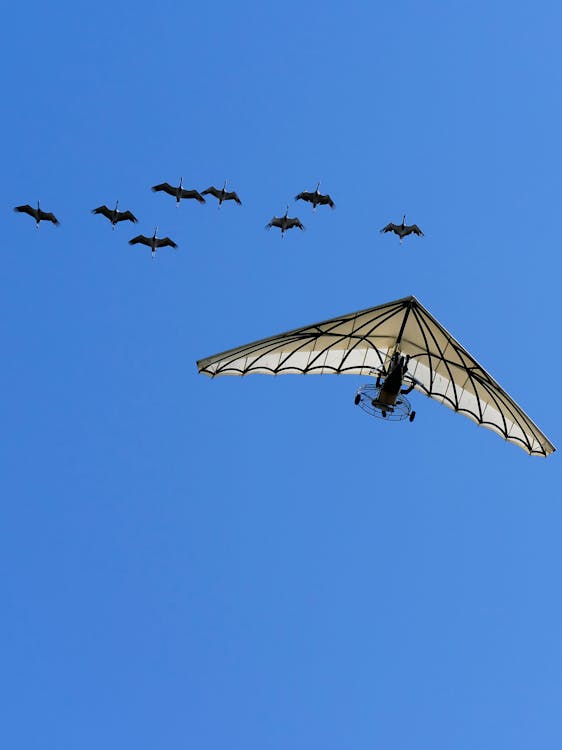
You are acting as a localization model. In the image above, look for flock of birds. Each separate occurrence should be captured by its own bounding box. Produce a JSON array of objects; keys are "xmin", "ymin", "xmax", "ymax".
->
[{"xmin": 13, "ymin": 178, "xmax": 425, "ymax": 255}]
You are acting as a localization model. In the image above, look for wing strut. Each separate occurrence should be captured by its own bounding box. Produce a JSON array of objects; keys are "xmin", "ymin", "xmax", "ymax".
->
[{"xmin": 395, "ymin": 299, "xmax": 412, "ymax": 347}]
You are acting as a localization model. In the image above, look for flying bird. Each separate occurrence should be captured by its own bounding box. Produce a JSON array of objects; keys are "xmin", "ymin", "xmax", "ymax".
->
[
  {"xmin": 14, "ymin": 201, "xmax": 59, "ymax": 227},
  {"xmin": 295, "ymin": 182, "xmax": 335, "ymax": 209},
  {"xmin": 151, "ymin": 177, "xmax": 205, "ymax": 205},
  {"xmin": 201, "ymin": 181, "xmax": 242, "ymax": 206},
  {"xmin": 92, "ymin": 201, "xmax": 138, "ymax": 229},
  {"xmin": 128, "ymin": 227, "xmax": 177, "ymax": 257},
  {"xmin": 380, "ymin": 215, "xmax": 424, "ymax": 243},
  {"xmin": 266, "ymin": 206, "xmax": 305, "ymax": 236}
]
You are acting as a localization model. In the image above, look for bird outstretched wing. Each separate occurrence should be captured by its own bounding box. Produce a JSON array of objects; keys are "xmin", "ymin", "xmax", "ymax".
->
[
  {"xmin": 201, "ymin": 186, "xmax": 221, "ymax": 199},
  {"xmin": 225, "ymin": 191, "xmax": 242, "ymax": 205},
  {"xmin": 151, "ymin": 182, "xmax": 176, "ymax": 196},
  {"xmin": 318, "ymin": 193, "xmax": 335, "ymax": 208},
  {"xmin": 40, "ymin": 211, "xmax": 60, "ymax": 225},
  {"xmin": 266, "ymin": 217, "xmax": 281, "ymax": 229},
  {"xmin": 156, "ymin": 237, "xmax": 178, "ymax": 249},
  {"xmin": 180, "ymin": 189, "xmax": 206, "ymax": 203},
  {"xmin": 129, "ymin": 235, "xmax": 150, "ymax": 246},
  {"xmin": 117, "ymin": 210, "xmax": 138, "ymax": 224},
  {"xmin": 380, "ymin": 223, "xmax": 399, "ymax": 234},
  {"xmin": 14, "ymin": 204, "xmax": 36, "ymax": 218},
  {"xmin": 295, "ymin": 191, "xmax": 313, "ymax": 203},
  {"xmin": 406, "ymin": 224, "xmax": 424, "ymax": 237},
  {"xmin": 92, "ymin": 205, "xmax": 112, "ymax": 219},
  {"xmin": 288, "ymin": 217, "xmax": 305, "ymax": 230}
]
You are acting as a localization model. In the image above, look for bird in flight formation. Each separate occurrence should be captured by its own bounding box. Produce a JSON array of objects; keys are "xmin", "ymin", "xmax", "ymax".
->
[
  {"xmin": 12, "ymin": 180, "xmax": 424, "ymax": 253},
  {"xmin": 263, "ymin": 182, "xmax": 335, "ymax": 237},
  {"xmin": 14, "ymin": 201, "xmax": 60, "ymax": 228},
  {"xmin": 202, "ymin": 181, "xmax": 242, "ymax": 206},
  {"xmin": 380, "ymin": 215, "xmax": 424, "ymax": 243},
  {"xmin": 295, "ymin": 182, "xmax": 335, "ymax": 210},
  {"xmin": 266, "ymin": 206, "xmax": 305, "ymax": 236},
  {"xmin": 151, "ymin": 177, "xmax": 206, "ymax": 205},
  {"xmin": 92, "ymin": 201, "xmax": 138, "ymax": 228},
  {"xmin": 129, "ymin": 227, "xmax": 177, "ymax": 257}
]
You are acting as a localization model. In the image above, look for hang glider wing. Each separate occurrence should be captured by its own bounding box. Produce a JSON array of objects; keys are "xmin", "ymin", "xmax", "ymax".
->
[{"xmin": 197, "ymin": 295, "xmax": 555, "ymax": 456}]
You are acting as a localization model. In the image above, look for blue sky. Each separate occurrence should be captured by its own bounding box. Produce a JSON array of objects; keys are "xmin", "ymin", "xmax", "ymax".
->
[{"xmin": 1, "ymin": 2, "xmax": 561, "ymax": 748}]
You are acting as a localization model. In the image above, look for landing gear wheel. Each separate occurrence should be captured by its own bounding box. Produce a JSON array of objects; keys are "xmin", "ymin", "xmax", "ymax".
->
[
  {"xmin": 409, "ymin": 411, "xmax": 416, "ymax": 422},
  {"xmin": 354, "ymin": 393, "xmax": 361, "ymax": 405}
]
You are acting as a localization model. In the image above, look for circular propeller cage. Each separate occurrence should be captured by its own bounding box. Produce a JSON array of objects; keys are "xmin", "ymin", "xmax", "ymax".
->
[{"xmin": 354, "ymin": 384, "xmax": 412, "ymax": 421}]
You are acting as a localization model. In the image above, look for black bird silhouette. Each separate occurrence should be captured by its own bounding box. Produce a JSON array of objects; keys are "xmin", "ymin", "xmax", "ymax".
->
[
  {"xmin": 14, "ymin": 201, "xmax": 59, "ymax": 227},
  {"xmin": 92, "ymin": 201, "xmax": 138, "ymax": 229},
  {"xmin": 151, "ymin": 177, "xmax": 205, "ymax": 205},
  {"xmin": 295, "ymin": 182, "xmax": 335, "ymax": 209},
  {"xmin": 201, "ymin": 181, "xmax": 242, "ymax": 206},
  {"xmin": 266, "ymin": 207, "xmax": 305, "ymax": 236},
  {"xmin": 128, "ymin": 227, "xmax": 178, "ymax": 257},
  {"xmin": 380, "ymin": 215, "xmax": 424, "ymax": 243}
]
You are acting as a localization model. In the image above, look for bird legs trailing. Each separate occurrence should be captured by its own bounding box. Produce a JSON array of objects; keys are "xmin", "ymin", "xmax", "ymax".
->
[{"xmin": 152, "ymin": 226, "xmax": 158, "ymax": 258}]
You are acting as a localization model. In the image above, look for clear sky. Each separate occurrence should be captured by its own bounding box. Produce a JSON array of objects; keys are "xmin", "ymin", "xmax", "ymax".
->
[{"xmin": 1, "ymin": 1, "xmax": 561, "ymax": 748}]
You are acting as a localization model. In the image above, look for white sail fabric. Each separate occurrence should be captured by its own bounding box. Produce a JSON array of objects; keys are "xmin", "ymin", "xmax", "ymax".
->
[{"xmin": 197, "ymin": 296, "xmax": 555, "ymax": 456}]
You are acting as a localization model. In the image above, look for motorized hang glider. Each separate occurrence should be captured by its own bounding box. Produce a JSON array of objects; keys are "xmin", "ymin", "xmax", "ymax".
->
[{"xmin": 196, "ymin": 295, "xmax": 555, "ymax": 457}]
